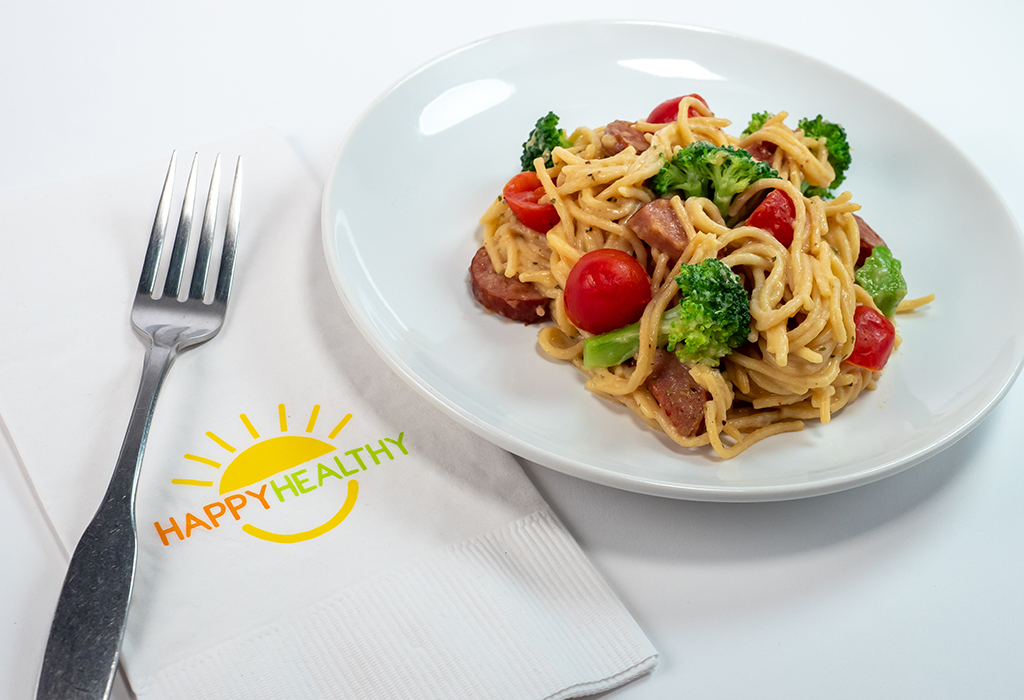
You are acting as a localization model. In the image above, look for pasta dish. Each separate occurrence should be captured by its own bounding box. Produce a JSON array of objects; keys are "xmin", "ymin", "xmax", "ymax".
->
[{"xmin": 469, "ymin": 95, "xmax": 931, "ymax": 459}]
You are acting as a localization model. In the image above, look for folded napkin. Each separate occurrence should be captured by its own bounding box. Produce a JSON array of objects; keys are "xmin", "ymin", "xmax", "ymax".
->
[{"xmin": 0, "ymin": 130, "xmax": 657, "ymax": 699}]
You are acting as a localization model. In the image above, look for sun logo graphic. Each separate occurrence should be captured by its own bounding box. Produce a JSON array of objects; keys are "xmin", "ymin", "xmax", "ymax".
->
[{"xmin": 153, "ymin": 403, "xmax": 407, "ymax": 546}]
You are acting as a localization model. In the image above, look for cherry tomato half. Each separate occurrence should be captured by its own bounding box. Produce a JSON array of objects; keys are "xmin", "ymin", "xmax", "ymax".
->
[
  {"xmin": 746, "ymin": 189, "xmax": 796, "ymax": 247},
  {"xmin": 564, "ymin": 249, "xmax": 652, "ymax": 335},
  {"xmin": 846, "ymin": 305, "xmax": 896, "ymax": 371},
  {"xmin": 503, "ymin": 171, "xmax": 560, "ymax": 233},
  {"xmin": 647, "ymin": 94, "xmax": 709, "ymax": 124}
]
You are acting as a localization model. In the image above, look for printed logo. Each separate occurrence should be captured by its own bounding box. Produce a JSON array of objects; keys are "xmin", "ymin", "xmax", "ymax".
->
[{"xmin": 153, "ymin": 403, "xmax": 407, "ymax": 546}]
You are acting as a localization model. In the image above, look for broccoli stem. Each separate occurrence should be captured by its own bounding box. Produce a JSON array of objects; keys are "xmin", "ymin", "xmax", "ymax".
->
[{"xmin": 582, "ymin": 307, "xmax": 681, "ymax": 369}]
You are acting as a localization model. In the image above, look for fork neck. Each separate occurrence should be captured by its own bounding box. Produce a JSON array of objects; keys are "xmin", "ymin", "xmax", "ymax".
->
[{"xmin": 101, "ymin": 344, "xmax": 178, "ymax": 515}]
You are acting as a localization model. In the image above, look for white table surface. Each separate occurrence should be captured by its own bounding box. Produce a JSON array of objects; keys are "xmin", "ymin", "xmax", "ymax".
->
[{"xmin": 3, "ymin": 2, "xmax": 1023, "ymax": 698}]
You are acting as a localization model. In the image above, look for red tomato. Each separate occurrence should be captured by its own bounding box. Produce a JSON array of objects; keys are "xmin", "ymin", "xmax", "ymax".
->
[
  {"xmin": 564, "ymin": 249, "xmax": 652, "ymax": 334},
  {"xmin": 846, "ymin": 306, "xmax": 896, "ymax": 371},
  {"xmin": 647, "ymin": 94, "xmax": 709, "ymax": 124},
  {"xmin": 746, "ymin": 189, "xmax": 795, "ymax": 247},
  {"xmin": 503, "ymin": 171, "xmax": 560, "ymax": 233}
]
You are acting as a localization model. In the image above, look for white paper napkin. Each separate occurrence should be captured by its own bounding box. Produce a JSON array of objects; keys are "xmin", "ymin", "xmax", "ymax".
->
[{"xmin": 0, "ymin": 130, "xmax": 657, "ymax": 699}]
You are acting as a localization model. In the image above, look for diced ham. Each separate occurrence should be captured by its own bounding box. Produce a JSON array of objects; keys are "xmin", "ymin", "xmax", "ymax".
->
[
  {"xmin": 647, "ymin": 350, "xmax": 709, "ymax": 438},
  {"xmin": 853, "ymin": 215, "xmax": 887, "ymax": 268},
  {"xmin": 601, "ymin": 120, "xmax": 650, "ymax": 156},
  {"xmin": 469, "ymin": 247, "xmax": 549, "ymax": 324},
  {"xmin": 627, "ymin": 198, "xmax": 689, "ymax": 262}
]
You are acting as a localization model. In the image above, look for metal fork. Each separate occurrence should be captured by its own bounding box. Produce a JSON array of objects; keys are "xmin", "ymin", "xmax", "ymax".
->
[{"xmin": 36, "ymin": 152, "xmax": 242, "ymax": 700}]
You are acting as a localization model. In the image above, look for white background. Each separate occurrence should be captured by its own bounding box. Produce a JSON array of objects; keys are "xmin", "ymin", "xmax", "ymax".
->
[{"xmin": 3, "ymin": 1, "xmax": 1023, "ymax": 698}]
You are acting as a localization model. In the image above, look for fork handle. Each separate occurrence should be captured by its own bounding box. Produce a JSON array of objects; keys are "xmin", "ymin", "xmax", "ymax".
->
[{"xmin": 36, "ymin": 344, "xmax": 177, "ymax": 700}]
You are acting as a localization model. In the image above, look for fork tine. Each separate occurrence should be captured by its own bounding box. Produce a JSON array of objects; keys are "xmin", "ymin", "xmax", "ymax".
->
[
  {"xmin": 138, "ymin": 151, "xmax": 177, "ymax": 296},
  {"xmin": 188, "ymin": 154, "xmax": 222, "ymax": 301},
  {"xmin": 214, "ymin": 156, "xmax": 242, "ymax": 306},
  {"xmin": 163, "ymin": 153, "xmax": 199, "ymax": 299}
]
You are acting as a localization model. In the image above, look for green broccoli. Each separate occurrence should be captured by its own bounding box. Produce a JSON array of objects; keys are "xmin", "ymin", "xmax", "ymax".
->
[
  {"xmin": 742, "ymin": 111, "xmax": 775, "ymax": 137},
  {"xmin": 583, "ymin": 258, "xmax": 751, "ymax": 369},
  {"xmin": 649, "ymin": 151, "xmax": 705, "ymax": 201},
  {"xmin": 798, "ymin": 115, "xmax": 851, "ymax": 198},
  {"xmin": 855, "ymin": 246, "xmax": 907, "ymax": 317},
  {"xmin": 667, "ymin": 258, "xmax": 752, "ymax": 366},
  {"xmin": 650, "ymin": 141, "xmax": 779, "ymax": 219},
  {"xmin": 520, "ymin": 112, "xmax": 572, "ymax": 172},
  {"xmin": 580, "ymin": 307, "xmax": 676, "ymax": 370}
]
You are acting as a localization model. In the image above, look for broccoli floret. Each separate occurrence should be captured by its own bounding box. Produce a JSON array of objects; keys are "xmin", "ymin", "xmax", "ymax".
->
[
  {"xmin": 798, "ymin": 115, "xmax": 851, "ymax": 198},
  {"xmin": 666, "ymin": 258, "xmax": 752, "ymax": 366},
  {"xmin": 650, "ymin": 141, "xmax": 779, "ymax": 219},
  {"xmin": 649, "ymin": 151, "xmax": 705, "ymax": 200},
  {"xmin": 520, "ymin": 112, "xmax": 572, "ymax": 172},
  {"xmin": 742, "ymin": 111, "xmax": 775, "ymax": 137},
  {"xmin": 582, "ymin": 259, "xmax": 751, "ymax": 369},
  {"xmin": 855, "ymin": 246, "xmax": 907, "ymax": 317}
]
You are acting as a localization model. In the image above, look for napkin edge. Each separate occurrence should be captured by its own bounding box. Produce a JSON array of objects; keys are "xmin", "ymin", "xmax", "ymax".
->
[
  {"xmin": 0, "ymin": 411, "xmax": 68, "ymax": 560},
  {"xmin": 545, "ymin": 654, "xmax": 658, "ymax": 700}
]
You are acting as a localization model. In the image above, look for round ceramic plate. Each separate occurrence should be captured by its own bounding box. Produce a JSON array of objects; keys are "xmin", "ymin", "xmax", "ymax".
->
[{"xmin": 322, "ymin": 21, "xmax": 1024, "ymax": 501}]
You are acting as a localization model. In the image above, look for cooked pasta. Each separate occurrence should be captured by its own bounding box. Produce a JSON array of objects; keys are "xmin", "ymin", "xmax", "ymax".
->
[{"xmin": 472, "ymin": 98, "xmax": 930, "ymax": 459}]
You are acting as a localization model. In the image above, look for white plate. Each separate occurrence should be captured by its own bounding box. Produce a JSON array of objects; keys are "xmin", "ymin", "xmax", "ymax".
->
[{"xmin": 322, "ymin": 21, "xmax": 1024, "ymax": 501}]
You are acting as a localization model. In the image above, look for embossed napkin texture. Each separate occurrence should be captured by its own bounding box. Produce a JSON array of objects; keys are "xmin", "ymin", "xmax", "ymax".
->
[{"xmin": 0, "ymin": 130, "xmax": 657, "ymax": 699}]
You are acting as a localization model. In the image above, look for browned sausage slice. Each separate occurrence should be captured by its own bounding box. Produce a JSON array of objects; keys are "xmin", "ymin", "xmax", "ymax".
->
[
  {"xmin": 647, "ymin": 349, "xmax": 709, "ymax": 437},
  {"xmin": 746, "ymin": 141, "xmax": 776, "ymax": 162},
  {"xmin": 853, "ymin": 215, "xmax": 888, "ymax": 268},
  {"xmin": 627, "ymin": 198, "xmax": 689, "ymax": 262},
  {"xmin": 601, "ymin": 120, "xmax": 650, "ymax": 156},
  {"xmin": 469, "ymin": 247, "xmax": 549, "ymax": 324}
]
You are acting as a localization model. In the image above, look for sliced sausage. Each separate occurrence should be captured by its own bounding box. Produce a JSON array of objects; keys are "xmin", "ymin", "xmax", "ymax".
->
[
  {"xmin": 601, "ymin": 120, "xmax": 650, "ymax": 156},
  {"xmin": 746, "ymin": 141, "xmax": 776, "ymax": 162},
  {"xmin": 853, "ymin": 215, "xmax": 887, "ymax": 268},
  {"xmin": 647, "ymin": 349, "xmax": 709, "ymax": 438},
  {"xmin": 469, "ymin": 247, "xmax": 549, "ymax": 324},
  {"xmin": 627, "ymin": 198, "xmax": 689, "ymax": 262}
]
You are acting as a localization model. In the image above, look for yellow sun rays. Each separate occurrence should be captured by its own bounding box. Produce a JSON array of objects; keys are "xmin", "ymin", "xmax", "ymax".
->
[
  {"xmin": 170, "ymin": 478, "xmax": 215, "ymax": 487},
  {"xmin": 171, "ymin": 403, "xmax": 353, "ymax": 490}
]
